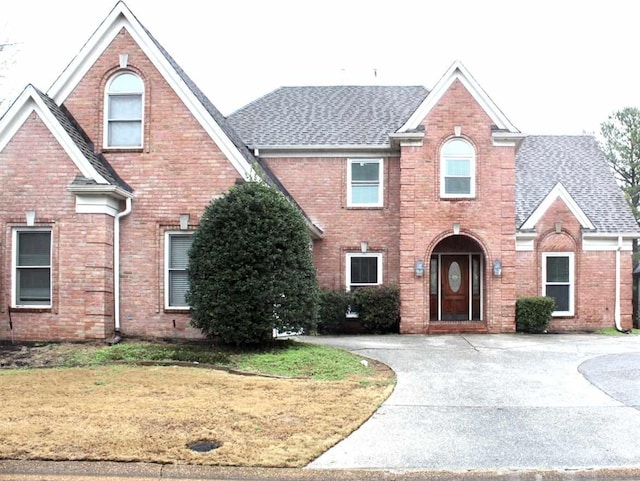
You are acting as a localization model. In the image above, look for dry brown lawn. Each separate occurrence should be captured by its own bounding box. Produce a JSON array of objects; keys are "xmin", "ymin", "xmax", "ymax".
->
[{"xmin": 0, "ymin": 363, "xmax": 394, "ymax": 467}]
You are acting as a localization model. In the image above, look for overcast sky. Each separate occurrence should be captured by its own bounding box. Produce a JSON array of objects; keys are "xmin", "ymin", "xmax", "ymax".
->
[{"xmin": 1, "ymin": 0, "xmax": 638, "ymax": 136}]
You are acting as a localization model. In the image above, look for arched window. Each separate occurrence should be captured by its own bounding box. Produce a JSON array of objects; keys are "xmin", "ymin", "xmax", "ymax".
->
[
  {"xmin": 105, "ymin": 72, "xmax": 144, "ymax": 148},
  {"xmin": 440, "ymin": 138, "xmax": 475, "ymax": 198}
]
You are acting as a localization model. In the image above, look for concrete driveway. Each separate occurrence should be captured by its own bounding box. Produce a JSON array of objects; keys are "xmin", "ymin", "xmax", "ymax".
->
[{"xmin": 303, "ymin": 334, "xmax": 640, "ymax": 472}]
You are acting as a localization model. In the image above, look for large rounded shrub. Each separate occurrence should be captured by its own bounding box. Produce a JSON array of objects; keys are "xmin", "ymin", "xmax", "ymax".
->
[{"xmin": 187, "ymin": 182, "xmax": 319, "ymax": 345}]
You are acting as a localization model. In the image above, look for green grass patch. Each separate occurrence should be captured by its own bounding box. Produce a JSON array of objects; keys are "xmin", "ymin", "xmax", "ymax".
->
[
  {"xmin": 596, "ymin": 327, "xmax": 640, "ymax": 335},
  {"xmin": 231, "ymin": 342, "xmax": 372, "ymax": 380},
  {"xmin": 17, "ymin": 340, "xmax": 373, "ymax": 381},
  {"xmin": 66, "ymin": 342, "xmax": 230, "ymax": 366}
]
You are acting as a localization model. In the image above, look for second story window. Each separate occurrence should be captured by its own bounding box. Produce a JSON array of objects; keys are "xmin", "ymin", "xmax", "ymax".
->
[
  {"xmin": 441, "ymin": 138, "xmax": 475, "ymax": 198},
  {"xmin": 105, "ymin": 72, "xmax": 143, "ymax": 148},
  {"xmin": 348, "ymin": 159, "xmax": 383, "ymax": 207}
]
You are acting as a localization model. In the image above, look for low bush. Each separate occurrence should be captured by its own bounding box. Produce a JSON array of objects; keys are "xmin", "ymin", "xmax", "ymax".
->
[
  {"xmin": 516, "ymin": 296, "xmax": 555, "ymax": 333},
  {"xmin": 317, "ymin": 289, "xmax": 353, "ymax": 334},
  {"xmin": 354, "ymin": 285, "xmax": 400, "ymax": 334}
]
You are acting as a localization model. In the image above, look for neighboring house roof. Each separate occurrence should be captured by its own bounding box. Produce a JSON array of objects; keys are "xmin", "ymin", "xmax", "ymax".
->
[
  {"xmin": 227, "ymin": 85, "xmax": 429, "ymax": 147},
  {"xmin": 516, "ymin": 135, "xmax": 639, "ymax": 233}
]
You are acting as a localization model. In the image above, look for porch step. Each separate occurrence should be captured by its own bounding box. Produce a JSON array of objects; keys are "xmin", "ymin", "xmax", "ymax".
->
[{"xmin": 427, "ymin": 322, "xmax": 488, "ymax": 334}]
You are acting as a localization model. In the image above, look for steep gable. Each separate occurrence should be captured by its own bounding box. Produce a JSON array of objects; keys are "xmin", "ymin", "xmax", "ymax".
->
[
  {"xmin": 516, "ymin": 135, "xmax": 639, "ymax": 233},
  {"xmin": 0, "ymin": 84, "xmax": 130, "ymax": 195},
  {"xmin": 46, "ymin": 1, "xmax": 257, "ymax": 182}
]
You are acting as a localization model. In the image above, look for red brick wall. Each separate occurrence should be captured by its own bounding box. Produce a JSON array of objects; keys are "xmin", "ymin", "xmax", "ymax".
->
[
  {"xmin": 399, "ymin": 80, "xmax": 517, "ymax": 333},
  {"xmin": 58, "ymin": 29, "xmax": 242, "ymax": 339},
  {"xmin": 515, "ymin": 197, "xmax": 633, "ymax": 331},
  {"xmin": 263, "ymin": 156, "xmax": 401, "ymax": 290},
  {"xmin": 0, "ymin": 115, "xmax": 115, "ymax": 341}
]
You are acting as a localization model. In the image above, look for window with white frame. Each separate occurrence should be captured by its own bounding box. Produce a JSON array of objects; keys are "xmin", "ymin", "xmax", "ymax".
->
[
  {"xmin": 440, "ymin": 138, "xmax": 475, "ymax": 198},
  {"xmin": 105, "ymin": 72, "xmax": 144, "ymax": 148},
  {"xmin": 346, "ymin": 252, "xmax": 383, "ymax": 291},
  {"xmin": 166, "ymin": 233, "xmax": 194, "ymax": 308},
  {"xmin": 542, "ymin": 252, "xmax": 574, "ymax": 316},
  {"xmin": 13, "ymin": 229, "xmax": 52, "ymax": 307},
  {"xmin": 347, "ymin": 159, "xmax": 383, "ymax": 207}
]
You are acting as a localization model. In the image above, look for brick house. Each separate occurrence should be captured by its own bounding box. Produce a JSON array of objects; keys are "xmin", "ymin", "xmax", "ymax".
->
[{"xmin": 1, "ymin": 2, "xmax": 637, "ymax": 341}]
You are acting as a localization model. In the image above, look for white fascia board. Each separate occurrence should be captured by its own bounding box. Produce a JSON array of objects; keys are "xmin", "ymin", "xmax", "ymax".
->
[
  {"xmin": 399, "ymin": 60, "xmax": 520, "ymax": 134},
  {"xmin": 47, "ymin": 2, "xmax": 254, "ymax": 181},
  {"xmin": 0, "ymin": 86, "xmax": 109, "ymax": 184},
  {"xmin": 515, "ymin": 231, "xmax": 537, "ymax": 251},
  {"xmin": 74, "ymin": 194, "xmax": 122, "ymax": 216},
  {"xmin": 582, "ymin": 233, "xmax": 640, "ymax": 251},
  {"xmin": 520, "ymin": 182, "xmax": 595, "ymax": 231},
  {"xmin": 492, "ymin": 131, "xmax": 526, "ymax": 147}
]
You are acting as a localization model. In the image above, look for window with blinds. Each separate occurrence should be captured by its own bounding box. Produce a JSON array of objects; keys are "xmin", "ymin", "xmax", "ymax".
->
[{"xmin": 167, "ymin": 233, "xmax": 193, "ymax": 308}]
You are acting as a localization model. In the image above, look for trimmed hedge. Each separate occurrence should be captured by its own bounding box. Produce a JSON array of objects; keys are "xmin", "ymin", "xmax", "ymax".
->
[
  {"xmin": 354, "ymin": 285, "xmax": 400, "ymax": 333},
  {"xmin": 516, "ymin": 296, "xmax": 555, "ymax": 333},
  {"xmin": 317, "ymin": 285, "xmax": 400, "ymax": 334}
]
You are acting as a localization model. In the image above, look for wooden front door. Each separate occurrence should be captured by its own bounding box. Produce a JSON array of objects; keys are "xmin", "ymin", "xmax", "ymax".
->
[{"xmin": 441, "ymin": 255, "xmax": 469, "ymax": 321}]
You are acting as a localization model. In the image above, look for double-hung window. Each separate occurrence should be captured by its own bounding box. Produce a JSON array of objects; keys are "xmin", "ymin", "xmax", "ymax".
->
[
  {"xmin": 166, "ymin": 233, "xmax": 194, "ymax": 309},
  {"xmin": 441, "ymin": 139, "xmax": 475, "ymax": 198},
  {"xmin": 346, "ymin": 253, "xmax": 383, "ymax": 292},
  {"xmin": 105, "ymin": 72, "xmax": 144, "ymax": 148},
  {"xmin": 13, "ymin": 229, "xmax": 52, "ymax": 307},
  {"xmin": 347, "ymin": 159, "xmax": 383, "ymax": 207},
  {"xmin": 542, "ymin": 252, "xmax": 574, "ymax": 316}
]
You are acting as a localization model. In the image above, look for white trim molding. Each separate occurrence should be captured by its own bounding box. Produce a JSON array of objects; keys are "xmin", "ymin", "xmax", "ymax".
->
[
  {"xmin": 398, "ymin": 60, "xmax": 522, "ymax": 136},
  {"xmin": 0, "ymin": 86, "xmax": 110, "ymax": 184},
  {"xmin": 46, "ymin": 1, "xmax": 255, "ymax": 181},
  {"xmin": 542, "ymin": 251, "xmax": 574, "ymax": 317},
  {"xmin": 515, "ymin": 231, "xmax": 537, "ymax": 251},
  {"xmin": 521, "ymin": 182, "xmax": 595, "ymax": 231}
]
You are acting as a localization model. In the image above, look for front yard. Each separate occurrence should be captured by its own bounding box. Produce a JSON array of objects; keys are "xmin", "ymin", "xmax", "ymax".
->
[{"xmin": 0, "ymin": 340, "xmax": 394, "ymax": 467}]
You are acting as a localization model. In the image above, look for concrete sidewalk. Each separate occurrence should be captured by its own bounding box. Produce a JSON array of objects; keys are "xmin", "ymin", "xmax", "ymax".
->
[{"xmin": 305, "ymin": 334, "xmax": 640, "ymax": 472}]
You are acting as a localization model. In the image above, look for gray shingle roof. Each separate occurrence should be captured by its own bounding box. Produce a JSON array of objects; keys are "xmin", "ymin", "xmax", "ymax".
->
[
  {"xmin": 34, "ymin": 87, "xmax": 132, "ymax": 192},
  {"xmin": 516, "ymin": 135, "xmax": 639, "ymax": 233},
  {"xmin": 227, "ymin": 86, "xmax": 429, "ymax": 147}
]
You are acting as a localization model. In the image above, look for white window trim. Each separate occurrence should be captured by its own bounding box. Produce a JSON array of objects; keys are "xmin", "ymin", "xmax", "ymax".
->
[
  {"xmin": 440, "ymin": 139, "xmax": 476, "ymax": 199},
  {"xmin": 11, "ymin": 227, "xmax": 53, "ymax": 308},
  {"xmin": 542, "ymin": 252, "xmax": 574, "ymax": 317},
  {"xmin": 164, "ymin": 231, "xmax": 194, "ymax": 310},
  {"xmin": 347, "ymin": 158, "xmax": 384, "ymax": 207},
  {"xmin": 345, "ymin": 252, "xmax": 383, "ymax": 318},
  {"xmin": 345, "ymin": 252, "xmax": 383, "ymax": 291},
  {"xmin": 103, "ymin": 72, "xmax": 145, "ymax": 149}
]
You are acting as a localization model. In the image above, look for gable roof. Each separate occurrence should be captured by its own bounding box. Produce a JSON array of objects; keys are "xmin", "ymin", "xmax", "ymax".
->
[
  {"xmin": 516, "ymin": 135, "xmax": 639, "ymax": 233},
  {"xmin": 0, "ymin": 85, "xmax": 131, "ymax": 194},
  {"xmin": 227, "ymin": 85, "xmax": 429, "ymax": 148},
  {"xmin": 46, "ymin": 1, "xmax": 258, "ymax": 182},
  {"xmin": 398, "ymin": 60, "xmax": 520, "ymax": 135}
]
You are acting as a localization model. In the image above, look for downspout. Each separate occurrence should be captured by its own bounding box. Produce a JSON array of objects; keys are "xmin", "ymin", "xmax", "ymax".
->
[
  {"xmin": 614, "ymin": 235, "xmax": 629, "ymax": 333},
  {"xmin": 113, "ymin": 197, "xmax": 133, "ymax": 341}
]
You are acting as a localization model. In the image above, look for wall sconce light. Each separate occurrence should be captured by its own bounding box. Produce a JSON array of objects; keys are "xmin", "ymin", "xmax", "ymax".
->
[
  {"xmin": 360, "ymin": 241, "xmax": 368, "ymax": 253},
  {"xmin": 453, "ymin": 223, "xmax": 460, "ymax": 235},
  {"xmin": 179, "ymin": 213, "xmax": 190, "ymax": 230},
  {"xmin": 493, "ymin": 258, "xmax": 502, "ymax": 277},
  {"xmin": 415, "ymin": 258, "xmax": 425, "ymax": 277},
  {"xmin": 26, "ymin": 210, "xmax": 36, "ymax": 227}
]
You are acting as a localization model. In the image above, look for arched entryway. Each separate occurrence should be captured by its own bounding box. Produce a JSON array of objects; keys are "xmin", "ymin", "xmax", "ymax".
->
[{"xmin": 429, "ymin": 235, "xmax": 485, "ymax": 324}]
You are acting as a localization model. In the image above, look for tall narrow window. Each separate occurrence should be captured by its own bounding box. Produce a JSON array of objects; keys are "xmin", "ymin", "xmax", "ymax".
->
[
  {"xmin": 166, "ymin": 233, "xmax": 194, "ymax": 308},
  {"xmin": 441, "ymin": 138, "xmax": 475, "ymax": 198},
  {"xmin": 13, "ymin": 230, "xmax": 52, "ymax": 307},
  {"xmin": 347, "ymin": 159, "xmax": 383, "ymax": 207},
  {"xmin": 105, "ymin": 72, "xmax": 143, "ymax": 148},
  {"xmin": 543, "ymin": 252, "xmax": 574, "ymax": 316}
]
